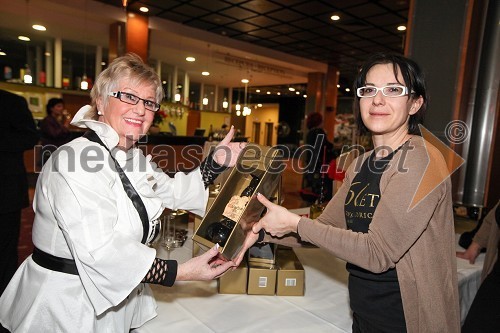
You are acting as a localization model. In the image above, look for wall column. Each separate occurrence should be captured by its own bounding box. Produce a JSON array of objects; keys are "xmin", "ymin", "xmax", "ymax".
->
[{"xmin": 323, "ymin": 65, "xmax": 339, "ymax": 142}]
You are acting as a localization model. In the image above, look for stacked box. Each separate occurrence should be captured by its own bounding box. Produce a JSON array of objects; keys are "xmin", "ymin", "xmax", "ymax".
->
[
  {"xmin": 275, "ymin": 247, "xmax": 305, "ymax": 296},
  {"xmin": 247, "ymin": 262, "xmax": 277, "ymax": 296},
  {"xmin": 218, "ymin": 259, "xmax": 248, "ymax": 294}
]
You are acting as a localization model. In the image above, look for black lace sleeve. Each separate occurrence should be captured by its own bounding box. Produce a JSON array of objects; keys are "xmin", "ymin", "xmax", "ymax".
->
[
  {"xmin": 142, "ymin": 257, "xmax": 178, "ymax": 287},
  {"xmin": 200, "ymin": 151, "xmax": 228, "ymax": 189}
]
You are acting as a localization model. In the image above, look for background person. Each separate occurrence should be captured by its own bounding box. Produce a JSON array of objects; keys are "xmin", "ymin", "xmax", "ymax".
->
[
  {"xmin": 457, "ymin": 200, "xmax": 499, "ymax": 333},
  {"xmin": 0, "ymin": 53, "xmax": 244, "ymax": 332},
  {"xmin": 301, "ymin": 112, "xmax": 335, "ymax": 203},
  {"xmin": 39, "ymin": 97, "xmax": 71, "ymax": 165},
  {"xmin": 237, "ymin": 53, "xmax": 460, "ymax": 332},
  {"xmin": 0, "ymin": 90, "xmax": 39, "ymax": 297}
]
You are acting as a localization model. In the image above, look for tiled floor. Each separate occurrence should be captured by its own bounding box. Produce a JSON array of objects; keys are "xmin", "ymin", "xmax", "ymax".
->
[{"xmin": 18, "ymin": 160, "xmax": 478, "ymax": 263}]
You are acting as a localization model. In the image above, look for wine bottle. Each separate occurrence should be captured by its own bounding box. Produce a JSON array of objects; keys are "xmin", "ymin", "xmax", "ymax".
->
[{"xmin": 206, "ymin": 174, "xmax": 260, "ymax": 246}]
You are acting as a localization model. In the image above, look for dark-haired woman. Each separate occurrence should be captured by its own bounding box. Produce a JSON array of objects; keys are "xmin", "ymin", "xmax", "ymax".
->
[
  {"xmin": 39, "ymin": 98, "xmax": 71, "ymax": 165},
  {"xmin": 237, "ymin": 53, "xmax": 460, "ymax": 332},
  {"xmin": 302, "ymin": 112, "xmax": 334, "ymax": 203}
]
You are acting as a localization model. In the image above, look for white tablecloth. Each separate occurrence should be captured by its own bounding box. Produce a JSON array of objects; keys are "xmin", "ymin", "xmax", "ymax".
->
[{"xmin": 137, "ymin": 225, "xmax": 484, "ymax": 332}]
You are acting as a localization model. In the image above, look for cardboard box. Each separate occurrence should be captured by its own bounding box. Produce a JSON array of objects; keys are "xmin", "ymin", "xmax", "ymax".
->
[
  {"xmin": 193, "ymin": 144, "xmax": 284, "ymax": 260},
  {"xmin": 247, "ymin": 262, "xmax": 277, "ymax": 295},
  {"xmin": 276, "ymin": 248, "xmax": 305, "ymax": 296},
  {"xmin": 218, "ymin": 260, "xmax": 248, "ymax": 294}
]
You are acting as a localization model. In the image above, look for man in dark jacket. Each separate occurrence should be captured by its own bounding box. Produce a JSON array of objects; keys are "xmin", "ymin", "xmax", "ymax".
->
[{"xmin": 0, "ymin": 90, "xmax": 39, "ymax": 296}]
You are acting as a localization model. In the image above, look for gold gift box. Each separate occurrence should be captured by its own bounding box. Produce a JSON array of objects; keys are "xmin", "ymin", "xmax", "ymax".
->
[
  {"xmin": 247, "ymin": 262, "xmax": 277, "ymax": 296},
  {"xmin": 276, "ymin": 247, "xmax": 305, "ymax": 296},
  {"xmin": 218, "ymin": 259, "xmax": 248, "ymax": 294},
  {"xmin": 192, "ymin": 144, "xmax": 284, "ymax": 260}
]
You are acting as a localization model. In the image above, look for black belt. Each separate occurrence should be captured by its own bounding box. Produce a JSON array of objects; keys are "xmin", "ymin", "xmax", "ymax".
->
[{"xmin": 32, "ymin": 247, "xmax": 79, "ymax": 275}]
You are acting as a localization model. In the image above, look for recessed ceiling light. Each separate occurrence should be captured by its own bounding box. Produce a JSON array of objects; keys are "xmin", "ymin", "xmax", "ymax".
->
[
  {"xmin": 162, "ymin": 80, "xmax": 167, "ymax": 84},
  {"xmin": 330, "ymin": 15, "xmax": 340, "ymax": 21},
  {"xmin": 337, "ymin": 84, "xmax": 340, "ymax": 88},
  {"xmin": 186, "ymin": 56, "xmax": 196, "ymax": 62},
  {"xmin": 202, "ymin": 71, "xmax": 210, "ymax": 76},
  {"xmin": 295, "ymin": 91, "xmax": 300, "ymax": 95},
  {"xmin": 241, "ymin": 79, "xmax": 249, "ymax": 83},
  {"xmin": 32, "ymin": 24, "xmax": 46, "ymax": 31},
  {"xmin": 266, "ymin": 91, "xmax": 271, "ymax": 94},
  {"xmin": 288, "ymin": 87, "xmax": 295, "ymax": 91},
  {"xmin": 303, "ymin": 94, "xmax": 307, "ymax": 98},
  {"xmin": 101, "ymin": 61, "xmax": 106, "ymax": 66},
  {"xmin": 277, "ymin": 92, "xmax": 281, "ymax": 95},
  {"xmin": 139, "ymin": 7, "xmax": 149, "ymax": 13},
  {"xmin": 44, "ymin": 52, "xmax": 51, "ymax": 56},
  {"xmin": 397, "ymin": 25, "xmax": 407, "ymax": 31},
  {"xmin": 345, "ymin": 88, "xmax": 351, "ymax": 92},
  {"xmin": 0, "ymin": 51, "xmax": 6, "ymax": 56},
  {"xmin": 18, "ymin": 36, "xmax": 30, "ymax": 41},
  {"xmin": 255, "ymin": 89, "xmax": 260, "ymax": 93},
  {"xmin": 257, "ymin": 103, "xmax": 262, "ymax": 107}
]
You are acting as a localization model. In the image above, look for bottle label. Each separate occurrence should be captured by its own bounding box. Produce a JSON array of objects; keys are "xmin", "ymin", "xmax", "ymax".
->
[{"xmin": 223, "ymin": 196, "xmax": 250, "ymax": 221}]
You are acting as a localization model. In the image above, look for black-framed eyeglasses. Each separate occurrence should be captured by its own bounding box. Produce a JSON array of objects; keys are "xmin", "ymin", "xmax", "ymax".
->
[
  {"xmin": 109, "ymin": 91, "xmax": 160, "ymax": 112},
  {"xmin": 356, "ymin": 85, "xmax": 411, "ymax": 98}
]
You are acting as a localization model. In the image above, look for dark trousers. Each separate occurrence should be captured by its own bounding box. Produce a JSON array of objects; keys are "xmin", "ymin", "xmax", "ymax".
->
[
  {"xmin": 0, "ymin": 210, "xmax": 21, "ymax": 297},
  {"xmin": 461, "ymin": 258, "xmax": 500, "ymax": 333}
]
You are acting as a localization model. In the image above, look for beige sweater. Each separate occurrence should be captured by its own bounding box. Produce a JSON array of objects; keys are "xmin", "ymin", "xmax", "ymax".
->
[{"xmin": 266, "ymin": 137, "xmax": 460, "ymax": 333}]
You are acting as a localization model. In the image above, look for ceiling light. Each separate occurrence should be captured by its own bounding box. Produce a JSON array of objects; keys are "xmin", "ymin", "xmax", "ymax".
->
[
  {"xmin": 45, "ymin": 52, "xmax": 51, "ymax": 56},
  {"xmin": 345, "ymin": 88, "xmax": 351, "ymax": 92},
  {"xmin": 257, "ymin": 103, "xmax": 262, "ymax": 107},
  {"xmin": 277, "ymin": 92, "xmax": 281, "ymax": 95},
  {"xmin": 296, "ymin": 91, "xmax": 300, "ymax": 95},
  {"xmin": 241, "ymin": 79, "xmax": 249, "ymax": 84},
  {"xmin": 0, "ymin": 51, "xmax": 6, "ymax": 56},
  {"xmin": 18, "ymin": 36, "xmax": 30, "ymax": 42},
  {"xmin": 303, "ymin": 95, "xmax": 307, "ymax": 98},
  {"xmin": 288, "ymin": 87, "xmax": 295, "ymax": 91},
  {"xmin": 266, "ymin": 91, "xmax": 271, "ymax": 95},
  {"xmin": 397, "ymin": 25, "xmax": 407, "ymax": 31},
  {"xmin": 337, "ymin": 84, "xmax": 340, "ymax": 88},
  {"xmin": 255, "ymin": 89, "xmax": 260, "ymax": 93},
  {"xmin": 139, "ymin": 6, "xmax": 149, "ymax": 13},
  {"xmin": 101, "ymin": 61, "xmax": 106, "ymax": 66},
  {"xmin": 202, "ymin": 71, "xmax": 210, "ymax": 76},
  {"xmin": 32, "ymin": 24, "xmax": 46, "ymax": 31},
  {"xmin": 330, "ymin": 15, "xmax": 340, "ymax": 21},
  {"xmin": 186, "ymin": 56, "xmax": 195, "ymax": 62}
]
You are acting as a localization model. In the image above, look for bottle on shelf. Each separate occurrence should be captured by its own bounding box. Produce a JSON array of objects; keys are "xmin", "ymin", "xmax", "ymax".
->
[{"xmin": 205, "ymin": 174, "xmax": 261, "ymax": 246}]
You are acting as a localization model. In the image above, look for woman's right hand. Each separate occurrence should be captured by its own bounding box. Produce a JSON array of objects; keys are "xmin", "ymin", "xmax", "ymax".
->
[
  {"xmin": 177, "ymin": 244, "xmax": 236, "ymax": 281},
  {"xmin": 456, "ymin": 241, "xmax": 482, "ymax": 264}
]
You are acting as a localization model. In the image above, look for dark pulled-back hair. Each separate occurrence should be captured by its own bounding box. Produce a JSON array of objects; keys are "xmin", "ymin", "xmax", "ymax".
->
[
  {"xmin": 306, "ymin": 112, "xmax": 323, "ymax": 129},
  {"xmin": 46, "ymin": 98, "xmax": 64, "ymax": 115},
  {"xmin": 353, "ymin": 53, "xmax": 428, "ymax": 135}
]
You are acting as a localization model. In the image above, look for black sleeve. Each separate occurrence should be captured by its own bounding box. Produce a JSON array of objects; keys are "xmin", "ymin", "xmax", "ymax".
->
[
  {"xmin": 199, "ymin": 151, "xmax": 228, "ymax": 189},
  {"xmin": 142, "ymin": 257, "xmax": 178, "ymax": 287}
]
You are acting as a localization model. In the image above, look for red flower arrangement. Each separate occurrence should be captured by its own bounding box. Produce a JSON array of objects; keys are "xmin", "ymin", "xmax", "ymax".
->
[{"xmin": 153, "ymin": 109, "xmax": 167, "ymax": 126}]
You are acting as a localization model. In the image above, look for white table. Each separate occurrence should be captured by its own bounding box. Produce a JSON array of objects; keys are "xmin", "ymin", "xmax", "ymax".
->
[{"xmin": 137, "ymin": 225, "xmax": 484, "ymax": 332}]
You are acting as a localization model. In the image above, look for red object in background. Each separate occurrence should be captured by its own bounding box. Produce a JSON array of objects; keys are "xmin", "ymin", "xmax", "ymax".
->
[
  {"xmin": 39, "ymin": 71, "xmax": 46, "ymax": 84},
  {"xmin": 62, "ymin": 77, "xmax": 70, "ymax": 88},
  {"xmin": 327, "ymin": 159, "xmax": 346, "ymax": 181}
]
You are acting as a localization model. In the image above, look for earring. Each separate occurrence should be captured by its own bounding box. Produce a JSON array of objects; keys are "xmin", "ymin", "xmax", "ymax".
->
[{"xmin": 97, "ymin": 110, "xmax": 103, "ymax": 115}]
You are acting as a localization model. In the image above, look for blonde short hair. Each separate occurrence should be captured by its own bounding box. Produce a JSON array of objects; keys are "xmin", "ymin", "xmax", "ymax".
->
[{"xmin": 88, "ymin": 53, "xmax": 164, "ymax": 119}]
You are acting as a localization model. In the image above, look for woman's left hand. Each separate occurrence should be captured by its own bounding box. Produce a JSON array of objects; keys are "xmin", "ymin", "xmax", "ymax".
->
[{"xmin": 213, "ymin": 126, "xmax": 246, "ymax": 167}]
